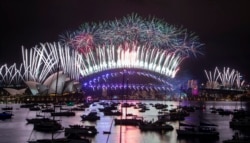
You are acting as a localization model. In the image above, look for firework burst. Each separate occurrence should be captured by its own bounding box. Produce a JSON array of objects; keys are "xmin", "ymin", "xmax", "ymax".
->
[
  {"xmin": 204, "ymin": 67, "xmax": 245, "ymax": 89},
  {"xmin": 1, "ymin": 14, "xmax": 205, "ymax": 93},
  {"xmin": 60, "ymin": 13, "xmax": 204, "ymax": 58}
]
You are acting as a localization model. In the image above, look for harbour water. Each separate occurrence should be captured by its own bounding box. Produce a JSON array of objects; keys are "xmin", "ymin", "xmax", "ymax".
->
[{"xmin": 0, "ymin": 100, "xmax": 249, "ymax": 143}]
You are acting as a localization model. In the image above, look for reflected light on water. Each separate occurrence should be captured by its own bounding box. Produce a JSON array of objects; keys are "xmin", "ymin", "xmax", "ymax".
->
[{"xmin": 0, "ymin": 100, "xmax": 248, "ymax": 143}]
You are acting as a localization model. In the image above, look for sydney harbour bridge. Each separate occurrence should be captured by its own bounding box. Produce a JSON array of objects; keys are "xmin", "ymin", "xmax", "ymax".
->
[{"xmin": 0, "ymin": 14, "xmax": 212, "ymax": 99}]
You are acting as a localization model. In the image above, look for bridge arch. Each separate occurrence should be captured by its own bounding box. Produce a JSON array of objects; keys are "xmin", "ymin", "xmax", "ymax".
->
[{"xmin": 80, "ymin": 68, "xmax": 175, "ymax": 92}]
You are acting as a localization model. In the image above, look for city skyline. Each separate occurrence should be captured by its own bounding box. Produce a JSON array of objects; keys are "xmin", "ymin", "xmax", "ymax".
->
[{"xmin": 1, "ymin": 0, "xmax": 250, "ymax": 82}]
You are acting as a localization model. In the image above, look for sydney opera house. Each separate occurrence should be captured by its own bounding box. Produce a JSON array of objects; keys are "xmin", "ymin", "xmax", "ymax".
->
[{"xmin": 0, "ymin": 14, "xmax": 246, "ymax": 97}]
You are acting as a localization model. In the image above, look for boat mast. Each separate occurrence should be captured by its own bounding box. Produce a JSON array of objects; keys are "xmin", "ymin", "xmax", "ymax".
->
[{"xmin": 52, "ymin": 60, "xmax": 60, "ymax": 142}]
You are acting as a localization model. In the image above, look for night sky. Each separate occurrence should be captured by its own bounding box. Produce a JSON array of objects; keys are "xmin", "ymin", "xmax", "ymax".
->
[{"xmin": 1, "ymin": 0, "xmax": 250, "ymax": 83}]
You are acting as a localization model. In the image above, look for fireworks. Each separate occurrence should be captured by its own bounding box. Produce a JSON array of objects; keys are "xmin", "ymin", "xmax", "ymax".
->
[
  {"xmin": 60, "ymin": 13, "xmax": 204, "ymax": 57},
  {"xmin": 0, "ymin": 63, "xmax": 24, "ymax": 85},
  {"xmin": 19, "ymin": 41, "xmax": 180, "ymax": 83},
  {"xmin": 60, "ymin": 14, "xmax": 204, "ymax": 81},
  {"xmin": 1, "ymin": 14, "xmax": 205, "ymax": 93},
  {"xmin": 22, "ymin": 42, "xmax": 81, "ymax": 83},
  {"xmin": 204, "ymin": 67, "xmax": 245, "ymax": 89},
  {"xmin": 76, "ymin": 42, "xmax": 183, "ymax": 78}
]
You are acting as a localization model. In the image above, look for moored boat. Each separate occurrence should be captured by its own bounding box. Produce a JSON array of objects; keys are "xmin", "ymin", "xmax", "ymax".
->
[
  {"xmin": 0, "ymin": 111, "xmax": 13, "ymax": 120},
  {"xmin": 2, "ymin": 106, "xmax": 13, "ymax": 111},
  {"xmin": 114, "ymin": 115, "xmax": 143, "ymax": 126},
  {"xmin": 81, "ymin": 112, "xmax": 100, "ymax": 121},
  {"xmin": 64, "ymin": 125, "xmax": 98, "ymax": 137},
  {"xmin": 103, "ymin": 110, "xmax": 122, "ymax": 116},
  {"xmin": 229, "ymin": 117, "xmax": 250, "ymax": 129},
  {"xmin": 138, "ymin": 120, "xmax": 174, "ymax": 131},
  {"xmin": 29, "ymin": 106, "xmax": 41, "ymax": 111},
  {"xmin": 26, "ymin": 117, "xmax": 59, "ymax": 124},
  {"xmin": 28, "ymin": 133, "xmax": 91, "ymax": 143},
  {"xmin": 176, "ymin": 126, "xmax": 219, "ymax": 138},
  {"xmin": 71, "ymin": 106, "xmax": 85, "ymax": 111},
  {"xmin": 33, "ymin": 120, "xmax": 63, "ymax": 133},
  {"xmin": 223, "ymin": 132, "xmax": 250, "ymax": 143},
  {"xmin": 41, "ymin": 108, "xmax": 55, "ymax": 113},
  {"xmin": 51, "ymin": 111, "xmax": 75, "ymax": 117}
]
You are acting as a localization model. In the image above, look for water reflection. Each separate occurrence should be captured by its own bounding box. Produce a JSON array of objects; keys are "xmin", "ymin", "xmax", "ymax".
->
[{"xmin": 0, "ymin": 100, "xmax": 249, "ymax": 143}]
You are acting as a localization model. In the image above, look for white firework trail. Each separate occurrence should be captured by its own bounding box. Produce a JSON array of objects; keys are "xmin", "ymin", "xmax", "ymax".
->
[
  {"xmin": 21, "ymin": 42, "xmax": 81, "ymax": 83},
  {"xmin": 77, "ymin": 42, "xmax": 183, "ymax": 78},
  {"xmin": 22, "ymin": 44, "xmax": 57, "ymax": 83},
  {"xmin": 0, "ymin": 63, "xmax": 25, "ymax": 85},
  {"xmin": 205, "ymin": 67, "xmax": 245, "ymax": 89}
]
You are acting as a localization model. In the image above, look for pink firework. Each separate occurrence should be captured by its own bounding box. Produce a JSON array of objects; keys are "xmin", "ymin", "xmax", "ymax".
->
[{"xmin": 70, "ymin": 33, "xmax": 94, "ymax": 54}]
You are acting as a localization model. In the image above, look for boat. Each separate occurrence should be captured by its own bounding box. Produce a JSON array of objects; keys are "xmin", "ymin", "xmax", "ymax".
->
[
  {"xmin": 28, "ymin": 138, "xmax": 69, "ymax": 143},
  {"xmin": 69, "ymin": 124, "xmax": 83, "ymax": 128},
  {"xmin": 20, "ymin": 103, "xmax": 38, "ymax": 108},
  {"xmin": 103, "ymin": 110, "xmax": 122, "ymax": 116},
  {"xmin": 157, "ymin": 113, "xmax": 171, "ymax": 122},
  {"xmin": 64, "ymin": 125, "xmax": 98, "ymax": 137},
  {"xmin": 223, "ymin": 132, "xmax": 250, "ymax": 143},
  {"xmin": 126, "ymin": 113, "xmax": 133, "ymax": 116},
  {"xmin": 177, "ymin": 99, "xmax": 219, "ymax": 139},
  {"xmin": 200, "ymin": 121, "xmax": 218, "ymax": 127},
  {"xmin": 41, "ymin": 108, "xmax": 55, "ymax": 113},
  {"xmin": 154, "ymin": 103, "xmax": 168, "ymax": 109},
  {"xmin": 138, "ymin": 108, "xmax": 146, "ymax": 112},
  {"xmin": 229, "ymin": 117, "xmax": 250, "ymax": 129},
  {"xmin": 138, "ymin": 120, "xmax": 174, "ymax": 131},
  {"xmin": 176, "ymin": 125, "xmax": 219, "ymax": 138},
  {"xmin": 35, "ymin": 111, "xmax": 45, "ymax": 117},
  {"xmin": 71, "ymin": 106, "xmax": 85, "ymax": 111},
  {"xmin": 2, "ymin": 106, "xmax": 13, "ymax": 111},
  {"xmin": 29, "ymin": 106, "xmax": 41, "ymax": 111},
  {"xmin": 114, "ymin": 115, "xmax": 143, "ymax": 126},
  {"xmin": 81, "ymin": 112, "xmax": 100, "ymax": 121},
  {"xmin": 0, "ymin": 111, "xmax": 13, "ymax": 120},
  {"xmin": 27, "ymin": 133, "xmax": 91, "ymax": 143},
  {"xmin": 26, "ymin": 117, "xmax": 56, "ymax": 124},
  {"xmin": 169, "ymin": 110, "xmax": 189, "ymax": 121},
  {"xmin": 103, "ymin": 131, "xmax": 111, "ymax": 134},
  {"xmin": 51, "ymin": 111, "xmax": 75, "ymax": 117},
  {"xmin": 177, "ymin": 118, "xmax": 219, "ymax": 138},
  {"xmin": 60, "ymin": 106, "xmax": 72, "ymax": 110},
  {"xmin": 232, "ymin": 109, "xmax": 250, "ymax": 119},
  {"xmin": 98, "ymin": 104, "xmax": 118, "ymax": 112},
  {"xmin": 218, "ymin": 110, "xmax": 233, "ymax": 116},
  {"xmin": 33, "ymin": 120, "xmax": 63, "ymax": 132}
]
